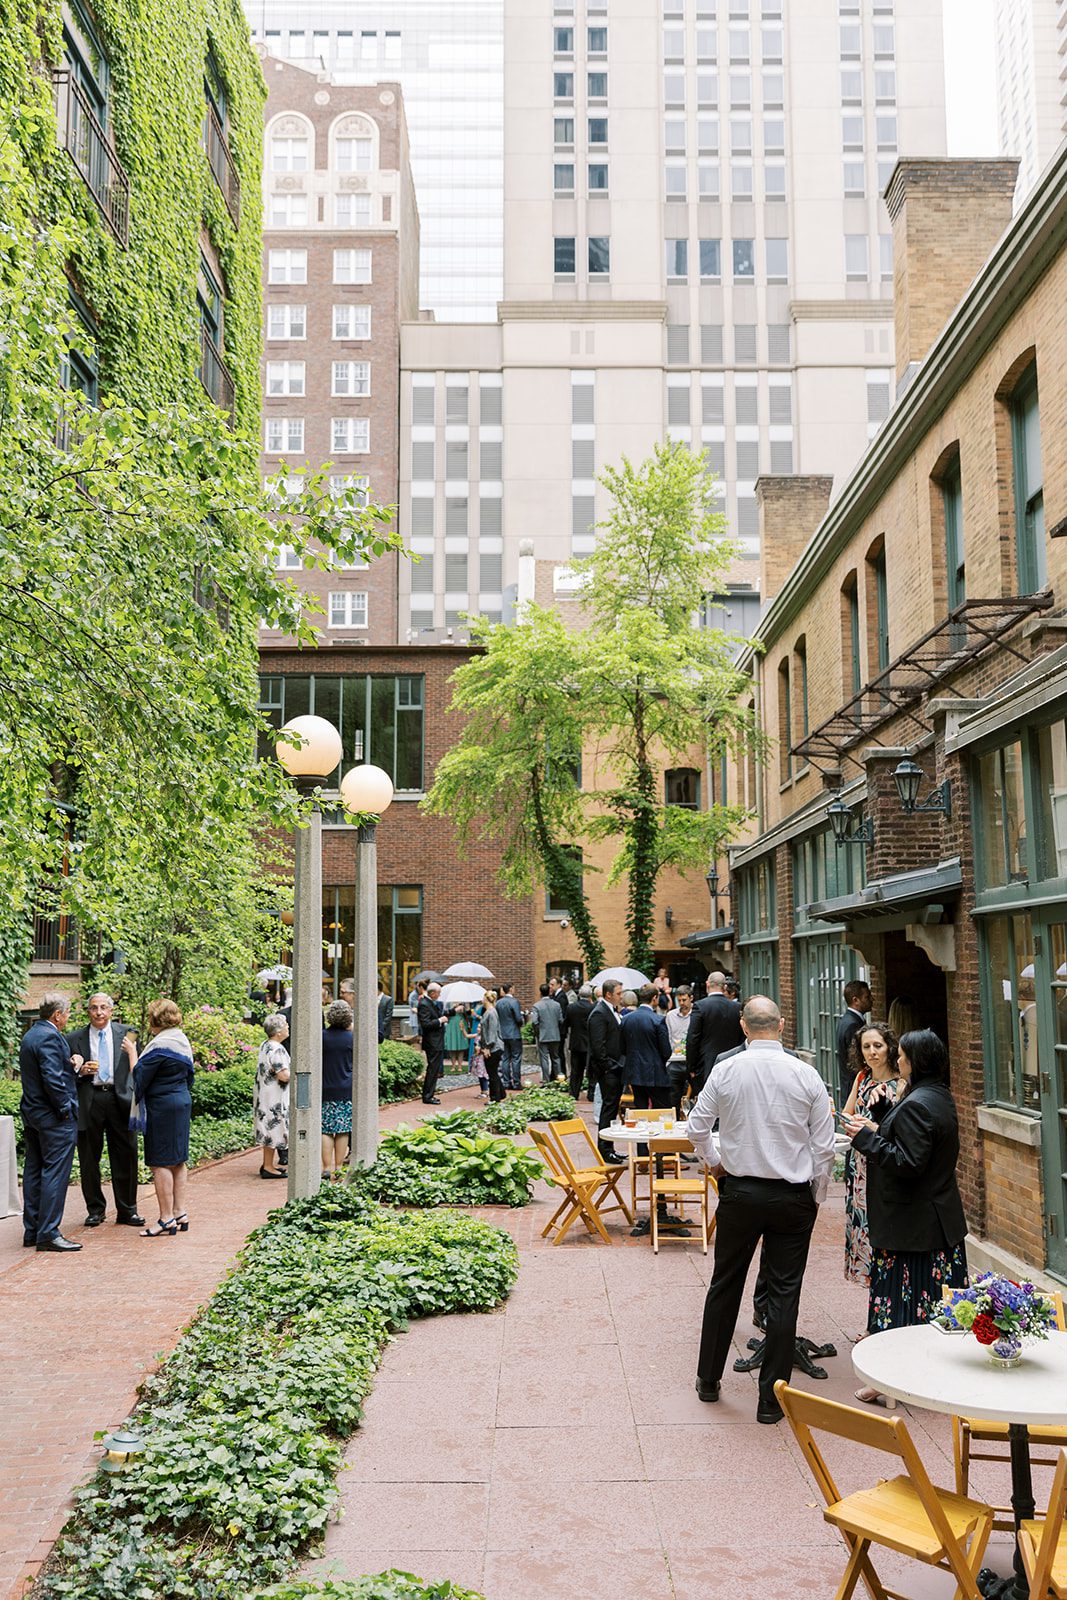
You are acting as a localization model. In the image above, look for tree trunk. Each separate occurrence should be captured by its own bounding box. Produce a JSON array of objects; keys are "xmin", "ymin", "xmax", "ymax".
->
[
  {"xmin": 626, "ymin": 691, "xmax": 658, "ymax": 975},
  {"xmin": 530, "ymin": 772, "xmax": 606, "ymax": 976}
]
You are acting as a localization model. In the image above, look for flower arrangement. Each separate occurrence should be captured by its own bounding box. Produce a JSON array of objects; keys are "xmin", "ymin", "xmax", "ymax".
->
[{"xmin": 941, "ymin": 1274, "xmax": 1058, "ymax": 1365}]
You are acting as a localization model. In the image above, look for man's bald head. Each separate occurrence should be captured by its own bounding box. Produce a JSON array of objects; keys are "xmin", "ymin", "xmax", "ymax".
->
[
  {"xmin": 708, "ymin": 970, "xmax": 727, "ymax": 991},
  {"xmin": 741, "ymin": 995, "xmax": 781, "ymax": 1037}
]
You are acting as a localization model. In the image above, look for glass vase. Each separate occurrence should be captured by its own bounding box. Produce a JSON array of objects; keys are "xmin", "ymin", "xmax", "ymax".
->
[{"xmin": 987, "ymin": 1336, "xmax": 1022, "ymax": 1369}]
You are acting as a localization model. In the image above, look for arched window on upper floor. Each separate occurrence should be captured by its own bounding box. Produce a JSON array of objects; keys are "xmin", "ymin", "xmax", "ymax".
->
[
  {"xmin": 331, "ymin": 112, "xmax": 379, "ymax": 175},
  {"xmin": 267, "ymin": 112, "xmax": 313, "ymax": 174}
]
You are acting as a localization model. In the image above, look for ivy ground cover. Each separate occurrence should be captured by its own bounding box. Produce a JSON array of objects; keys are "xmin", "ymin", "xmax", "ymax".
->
[{"xmin": 36, "ymin": 1183, "xmax": 517, "ymax": 1600}]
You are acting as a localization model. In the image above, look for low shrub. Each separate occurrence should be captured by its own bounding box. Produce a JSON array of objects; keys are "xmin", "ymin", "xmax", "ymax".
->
[
  {"xmin": 257, "ymin": 1574, "xmax": 487, "ymax": 1600},
  {"xmin": 367, "ymin": 1124, "xmax": 543, "ymax": 1207},
  {"xmin": 421, "ymin": 1085, "xmax": 576, "ymax": 1138},
  {"xmin": 378, "ymin": 1039, "xmax": 425, "ymax": 1103},
  {"xmin": 183, "ymin": 1006, "xmax": 262, "ymax": 1074},
  {"xmin": 190, "ymin": 1060, "xmax": 258, "ymax": 1120},
  {"xmin": 38, "ymin": 1186, "xmax": 517, "ymax": 1600}
]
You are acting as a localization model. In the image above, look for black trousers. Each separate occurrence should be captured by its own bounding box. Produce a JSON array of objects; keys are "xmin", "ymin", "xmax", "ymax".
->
[
  {"xmin": 78, "ymin": 1087, "xmax": 140, "ymax": 1220},
  {"xmin": 22, "ymin": 1116, "xmax": 77, "ymax": 1243},
  {"xmin": 696, "ymin": 1175, "xmax": 818, "ymax": 1409},
  {"xmin": 568, "ymin": 1046, "xmax": 589, "ymax": 1098},
  {"xmin": 485, "ymin": 1049, "xmax": 505, "ymax": 1102},
  {"xmin": 596, "ymin": 1063, "xmax": 624, "ymax": 1152},
  {"xmin": 421, "ymin": 1043, "xmax": 444, "ymax": 1101}
]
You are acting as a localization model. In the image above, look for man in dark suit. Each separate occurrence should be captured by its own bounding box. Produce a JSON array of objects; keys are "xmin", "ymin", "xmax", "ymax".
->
[
  {"xmin": 68, "ymin": 991, "xmax": 144, "ymax": 1229},
  {"xmin": 377, "ymin": 980, "xmax": 394, "ymax": 1043},
  {"xmin": 622, "ymin": 985, "xmax": 673, "ymax": 1111},
  {"xmin": 836, "ymin": 978, "xmax": 872, "ymax": 1106},
  {"xmin": 566, "ymin": 984, "xmax": 595, "ymax": 1098},
  {"xmin": 20, "ymin": 992, "xmax": 84, "ymax": 1251},
  {"xmin": 418, "ymin": 981, "xmax": 446, "ymax": 1104},
  {"xmin": 588, "ymin": 979, "xmax": 625, "ymax": 1162},
  {"xmin": 549, "ymin": 977, "xmax": 570, "ymax": 1078},
  {"xmin": 686, "ymin": 971, "xmax": 744, "ymax": 1091}
]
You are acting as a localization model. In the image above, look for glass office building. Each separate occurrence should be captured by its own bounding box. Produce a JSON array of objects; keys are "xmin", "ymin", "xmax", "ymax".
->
[{"xmin": 247, "ymin": 0, "xmax": 504, "ymax": 319}]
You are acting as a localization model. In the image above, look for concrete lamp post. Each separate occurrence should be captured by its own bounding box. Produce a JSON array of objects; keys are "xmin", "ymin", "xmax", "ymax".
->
[
  {"xmin": 339, "ymin": 762, "xmax": 394, "ymax": 1170},
  {"xmin": 276, "ymin": 713, "xmax": 344, "ymax": 1200}
]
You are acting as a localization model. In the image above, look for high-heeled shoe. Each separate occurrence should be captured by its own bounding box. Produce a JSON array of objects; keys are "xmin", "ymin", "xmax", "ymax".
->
[
  {"xmin": 173, "ymin": 1212, "xmax": 189, "ymax": 1232},
  {"xmin": 141, "ymin": 1217, "xmax": 177, "ymax": 1237},
  {"xmin": 259, "ymin": 1166, "xmax": 287, "ymax": 1179}
]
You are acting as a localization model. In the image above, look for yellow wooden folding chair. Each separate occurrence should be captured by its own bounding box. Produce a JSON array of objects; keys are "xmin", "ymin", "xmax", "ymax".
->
[
  {"xmin": 648, "ymin": 1137, "xmax": 717, "ymax": 1254},
  {"xmin": 775, "ymin": 1380, "xmax": 994, "ymax": 1600},
  {"xmin": 947, "ymin": 1288, "xmax": 1067, "ymax": 1528},
  {"xmin": 529, "ymin": 1121, "xmax": 633, "ymax": 1246},
  {"xmin": 1018, "ymin": 1446, "xmax": 1067, "ymax": 1598},
  {"xmin": 625, "ymin": 1106, "xmax": 680, "ymax": 1214}
]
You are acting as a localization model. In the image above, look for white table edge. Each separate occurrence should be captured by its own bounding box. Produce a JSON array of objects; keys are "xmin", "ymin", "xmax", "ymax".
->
[{"xmin": 852, "ymin": 1325, "xmax": 1067, "ymax": 1425}]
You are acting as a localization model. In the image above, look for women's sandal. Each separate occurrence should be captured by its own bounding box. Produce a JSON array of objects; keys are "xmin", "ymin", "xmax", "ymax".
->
[
  {"xmin": 174, "ymin": 1212, "xmax": 189, "ymax": 1232},
  {"xmin": 259, "ymin": 1167, "xmax": 287, "ymax": 1180},
  {"xmin": 141, "ymin": 1218, "xmax": 177, "ymax": 1237},
  {"xmin": 855, "ymin": 1386, "xmax": 896, "ymax": 1409}
]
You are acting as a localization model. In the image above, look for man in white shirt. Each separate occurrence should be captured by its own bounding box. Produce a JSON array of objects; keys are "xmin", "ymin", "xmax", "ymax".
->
[{"xmin": 688, "ymin": 995, "xmax": 835, "ymax": 1424}]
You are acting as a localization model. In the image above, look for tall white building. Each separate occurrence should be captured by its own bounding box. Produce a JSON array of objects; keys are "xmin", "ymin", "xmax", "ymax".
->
[
  {"xmin": 993, "ymin": 0, "xmax": 1066, "ymax": 200},
  {"xmin": 398, "ymin": 0, "xmax": 947, "ymax": 635},
  {"xmin": 246, "ymin": 0, "xmax": 503, "ymax": 320}
]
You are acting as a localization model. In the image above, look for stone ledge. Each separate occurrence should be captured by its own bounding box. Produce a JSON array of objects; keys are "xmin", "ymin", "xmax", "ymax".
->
[
  {"xmin": 965, "ymin": 1231, "xmax": 1062, "ymax": 1294},
  {"xmin": 976, "ymin": 1103, "xmax": 1042, "ymax": 1148}
]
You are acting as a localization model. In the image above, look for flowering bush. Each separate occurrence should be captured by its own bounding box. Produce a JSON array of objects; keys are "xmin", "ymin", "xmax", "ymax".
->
[
  {"xmin": 942, "ymin": 1274, "xmax": 1057, "ymax": 1349},
  {"xmin": 183, "ymin": 1006, "xmax": 262, "ymax": 1074}
]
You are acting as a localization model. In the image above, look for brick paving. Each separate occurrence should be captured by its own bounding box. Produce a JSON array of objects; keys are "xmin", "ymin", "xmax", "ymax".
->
[{"xmin": 1, "ymin": 1086, "xmax": 1029, "ymax": 1600}]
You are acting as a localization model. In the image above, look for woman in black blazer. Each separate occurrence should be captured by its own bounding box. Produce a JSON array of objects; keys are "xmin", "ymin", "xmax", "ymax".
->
[{"xmin": 843, "ymin": 1029, "xmax": 968, "ymax": 1391}]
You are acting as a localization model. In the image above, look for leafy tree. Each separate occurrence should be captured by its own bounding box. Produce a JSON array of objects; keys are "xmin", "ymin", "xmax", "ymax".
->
[{"xmin": 421, "ymin": 608, "xmax": 606, "ymax": 975}]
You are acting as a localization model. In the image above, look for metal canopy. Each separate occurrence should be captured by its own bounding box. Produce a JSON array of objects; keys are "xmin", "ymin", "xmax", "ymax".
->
[
  {"xmin": 791, "ymin": 593, "xmax": 1052, "ymax": 770},
  {"xmin": 680, "ymin": 924, "xmax": 735, "ymax": 948},
  {"xmin": 805, "ymin": 858, "xmax": 963, "ymax": 925}
]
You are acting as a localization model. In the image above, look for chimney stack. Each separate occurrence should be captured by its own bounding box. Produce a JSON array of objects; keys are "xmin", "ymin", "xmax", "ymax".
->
[
  {"xmin": 885, "ymin": 158, "xmax": 1019, "ymax": 389},
  {"xmin": 756, "ymin": 475, "xmax": 834, "ymax": 604}
]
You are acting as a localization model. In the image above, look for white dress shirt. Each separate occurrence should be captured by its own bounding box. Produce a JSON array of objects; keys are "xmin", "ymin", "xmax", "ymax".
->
[
  {"xmin": 687, "ymin": 1037, "xmax": 836, "ymax": 1202},
  {"xmin": 665, "ymin": 1009, "xmax": 691, "ymax": 1053}
]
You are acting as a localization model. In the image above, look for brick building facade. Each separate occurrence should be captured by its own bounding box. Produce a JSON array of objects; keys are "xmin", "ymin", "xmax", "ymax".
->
[
  {"xmin": 258, "ymin": 55, "xmax": 420, "ymax": 646},
  {"xmin": 724, "ymin": 152, "xmax": 1067, "ymax": 1283}
]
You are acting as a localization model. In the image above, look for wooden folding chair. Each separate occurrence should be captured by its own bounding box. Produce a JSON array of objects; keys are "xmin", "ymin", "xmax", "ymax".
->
[
  {"xmin": 775, "ymin": 1380, "xmax": 994, "ymax": 1600},
  {"xmin": 947, "ymin": 1288, "xmax": 1067, "ymax": 1527},
  {"xmin": 625, "ymin": 1106, "xmax": 680, "ymax": 1214},
  {"xmin": 1018, "ymin": 1446, "xmax": 1067, "ymax": 1597},
  {"xmin": 648, "ymin": 1138, "xmax": 717, "ymax": 1254},
  {"xmin": 529, "ymin": 1122, "xmax": 633, "ymax": 1246}
]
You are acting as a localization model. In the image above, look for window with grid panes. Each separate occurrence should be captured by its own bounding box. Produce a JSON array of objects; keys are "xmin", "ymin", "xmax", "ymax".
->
[
  {"xmin": 332, "ymin": 361, "xmax": 370, "ymax": 397},
  {"xmin": 268, "ymin": 304, "xmax": 306, "ymax": 340},
  {"xmin": 335, "ymin": 137, "xmax": 372, "ymax": 173},
  {"xmin": 445, "ymin": 440, "xmax": 469, "ymax": 480},
  {"xmin": 329, "ymin": 475, "xmax": 369, "ymax": 507},
  {"xmin": 332, "ymin": 417, "xmax": 370, "ymax": 453},
  {"xmin": 699, "ymin": 162, "xmax": 720, "ymax": 197},
  {"xmin": 269, "ymin": 193, "xmax": 308, "ymax": 227},
  {"xmin": 271, "ymin": 135, "xmax": 309, "ymax": 173},
  {"xmin": 335, "ymin": 194, "xmax": 371, "ymax": 228},
  {"xmin": 265, "ymin": 417, "xmax": 304, "ymax": 453},
  {"xmin": 480, "ymin": 440, "xmax": 502, "ymax": 479},
  {"xmin": 269, "ymin": 250, "xmax": 307, "ymax": 284},
  {"xmin": 334, "ymin": 304, "xmax": 371, "ymax": 340},
  {"xmin": 334, "ymin": 249, "xmax": 372, "ymax": 284},
  {"xmin": 328, "ymin": 591, "xmax": 368, "ymax": 629},
  {"xmin": 266, "ymin": 361, "xmax": 305, "ymax": 397},
  {"xmin": 275, "ymin": 544, "xmax": 302, "ymax": 568}
]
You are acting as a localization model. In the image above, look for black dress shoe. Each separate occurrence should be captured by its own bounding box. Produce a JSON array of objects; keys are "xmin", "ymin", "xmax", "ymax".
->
[
  {"xmin": 22, "ymin": 1236, "xmax": 35, "ymax": 1247},
  {"xmin": 600, "ymin": 1150, "xmax": 626, "ymax": 1165},
  {"xmin": 695, "ymin": 1378, "xmax": 721, "ymax": 1402},
  {"xmin": 756, "ymin": 1399, "xmax": 784, "ymax": 1425},
  {"xmin": 84, "ymin": 1214, "xmax": 106, "ymax": 1227},
  {"xmin": 422, "ymin": 1096, "xmax": 441, "ymax": 1105},
  {"xmin": 37, "ymin": 1234, "xmax": 82, "ymax": 1252},
  {"xmin": 117, "ymin": 1214, "xmax": 146, "ymax": 1226}
]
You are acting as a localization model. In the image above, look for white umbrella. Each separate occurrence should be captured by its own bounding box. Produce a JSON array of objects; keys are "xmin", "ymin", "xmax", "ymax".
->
[
  {"xmin": 439, "ymin": 980, "xmax": 487, "ymax": 1006},
  {"xmin": 443, "ymin": 961, "xmax": 495, "ymax": 980},
  {"xmin": 256, "ymin": 965, "xmax": 293, "ymax": 985},
  {"xmin": 590, "ymin": 967, "xmax": 651, "ymax": 989}
]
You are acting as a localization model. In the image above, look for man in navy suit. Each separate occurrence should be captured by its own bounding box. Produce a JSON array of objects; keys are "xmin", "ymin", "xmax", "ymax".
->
[
  {"xmin": 622, "ymin": 984, "xmax": 673, "ymax": 1113},
  {"xmin": 20, "ymin": 992, "xmax": 84, "ymax": 1252}
]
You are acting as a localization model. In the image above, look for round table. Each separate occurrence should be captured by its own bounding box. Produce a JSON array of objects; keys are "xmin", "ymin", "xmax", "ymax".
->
[
  {"xmin": 603, "ymin": 1120, "xmax": 692, "ymax": 1146},
  {"xmin": 853, "ymin": 1324, "xmax": 1067, "ymax": 1599}
]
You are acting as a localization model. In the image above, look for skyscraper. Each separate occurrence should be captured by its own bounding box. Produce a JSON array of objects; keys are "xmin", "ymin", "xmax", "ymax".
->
[
  {"xmin": 246, "ymin": 0, "xmax": 504, "ymax": 320},
  {"xmin": 992, "ymin": 0, "xmax": 1066, "ymax": 201}
]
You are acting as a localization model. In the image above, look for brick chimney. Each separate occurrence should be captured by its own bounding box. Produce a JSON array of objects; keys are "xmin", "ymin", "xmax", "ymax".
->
[
  {"xmin": 884, "ymin": 158, "xmax": 1019, "ymax": 388},
  {"xmin": 755, "ymin": 475, "xmax": 834, "ymax": 603}
]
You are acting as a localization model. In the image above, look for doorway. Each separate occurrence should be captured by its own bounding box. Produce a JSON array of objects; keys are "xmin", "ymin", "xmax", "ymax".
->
[{"xmin": 881, "ymin": 929, "xmax": 949, "ymax": 1044}]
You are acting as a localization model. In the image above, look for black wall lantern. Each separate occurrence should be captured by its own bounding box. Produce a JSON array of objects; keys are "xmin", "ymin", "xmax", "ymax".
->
[
  {"xmin": 827, "ymin": 796, "xmax": 874, "ymax": 848},
  {"xmin": 892, "ymin": 758, "xmax": 952, "ymax": 819}
]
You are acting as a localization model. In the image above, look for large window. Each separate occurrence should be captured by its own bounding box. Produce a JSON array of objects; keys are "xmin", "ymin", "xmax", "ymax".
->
[
  {"xmin": 942, "ymin": 453, "xmax": 965, "ymax": 612},
  {"xmin": 546, "ymin": 845, "xmax": 583, "ymax": 916},
  {"xmin": 259, "ymin": 673, "xmax": 424, "ymax": 791},
  {"xmin": 736, "ymin": 858, "xmax": 779, "ymax": 1002},
  {"xmin": 975, "ymin": 741, "xmax": 1027, "ymax": 889},
  {"xmin": 1010, "ymin": 364, "xmax": 1046, "ymax": 594},
  {"xmin": 322, "ymin": 884, "xmax": 422, "ymax": 1003},
  {"xmin": 981, "ymin": 913, "xmax": 1039, "ymax": 1111},
  {"xmin": 665, "ymin": 768, "xmax": 700, "ymax": 809}
]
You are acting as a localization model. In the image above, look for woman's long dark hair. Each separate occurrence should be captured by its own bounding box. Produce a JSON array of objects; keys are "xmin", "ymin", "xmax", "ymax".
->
[
  {"xmin": 847, "ymin": 1021, "xmax": 899, "ymax": 1078},
  {"xmin": 898, "ymin": 1028, "xmax": 949, "ymax": 1089}
]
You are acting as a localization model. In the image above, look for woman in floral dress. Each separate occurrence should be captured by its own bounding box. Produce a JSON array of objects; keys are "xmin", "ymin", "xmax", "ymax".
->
[
  {"xmin": 842, "ymin": 1023, "xmax": 902, "ymax": 1287},
  {"xmin": 255, "ymin": 1014, "xmax": 290, "ymax": 1178}
]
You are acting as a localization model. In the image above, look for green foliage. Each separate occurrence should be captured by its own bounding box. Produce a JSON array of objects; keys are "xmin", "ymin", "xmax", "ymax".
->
[
  {"xmin": 378, "ymin": 1039, "xmax": 426, "ymax": 1103},
  {"xmin": 0, "ymin": 921, "xmax": 32, "ymax": 1073},
  {"xmin": 366, "ymin": 1123, "xmax": 544, "ymax": 1207},
  {"xmin": 185, "ymin": 1007, "xmax": 262, "ymax": 1072},
  {"xmin": 257, "ymin": 1573, "xmax": 487, "ymax": 1600},
  {"xmin": 186, "ymin": 1115, "xmax": 254, "ymax": 1168},
  {"xmin": 40, "ymin": 1185, "xmax": 516, "ymax": 1600},
  {"xmin": 425, "ymin": 1084, "xmax": 576, "ymax": 1137}
]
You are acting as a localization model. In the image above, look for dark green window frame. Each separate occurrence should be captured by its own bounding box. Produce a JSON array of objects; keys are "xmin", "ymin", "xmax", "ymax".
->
[
  {"xmin": 872, "ymin": 547, "xmax": 889, "ymax": 672},
  {"xmin": 1010, "ymin": 364, "xmax": 1046, "ymax": 595},
  {"xmin": 942, "ymin": 454, "xmax": 965, "ymax": 612},
  {"xmin": 258, "ymin": 673, "xmax": 425, "ymax": 792}
]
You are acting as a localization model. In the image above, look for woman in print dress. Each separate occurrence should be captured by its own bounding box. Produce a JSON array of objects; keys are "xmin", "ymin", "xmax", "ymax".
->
[
  {"xmin": 255, "ymin": 1013, "xmax": 290, "ymax": 1179},
  {"xmin": 842, "ymin": 1023, "xmax": 902, "ymax": 1288}
]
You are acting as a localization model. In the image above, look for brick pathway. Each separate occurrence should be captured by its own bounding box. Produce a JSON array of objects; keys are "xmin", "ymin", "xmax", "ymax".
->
[{"xmin": 308, "ymin": 1088, "xmax": 1024, "ymax": 1600}]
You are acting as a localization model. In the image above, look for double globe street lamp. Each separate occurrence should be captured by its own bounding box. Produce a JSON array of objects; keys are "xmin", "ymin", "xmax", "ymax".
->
[{"xmin": 275, "ymin": 714, "xmax": 393, "ymax": 1199}]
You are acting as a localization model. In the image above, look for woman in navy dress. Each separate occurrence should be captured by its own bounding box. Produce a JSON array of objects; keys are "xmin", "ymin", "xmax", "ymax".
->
[{"xmin": 130, "ymin": 998, "xmax": 194, "ymax": 1237}]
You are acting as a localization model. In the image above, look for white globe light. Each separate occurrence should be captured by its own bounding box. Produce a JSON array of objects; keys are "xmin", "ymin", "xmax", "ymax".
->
[
  {"xmin": 339, "ymin": 763, "xmax": 394, "ymax": 817},
  {"xmin": 275, "ymin": 715, "xmax": 343, "ymax": 780}
]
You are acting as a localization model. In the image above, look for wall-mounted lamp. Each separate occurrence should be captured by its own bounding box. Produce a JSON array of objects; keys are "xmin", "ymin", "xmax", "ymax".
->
[
  {"xmin": 664, "ymin": 905, "xmax": 674, "ymax": 928},
  {"xmin": 827, "ymin": 796, "xmax": 874, "ymax": 849},
  {"xmin": 892, "ymin": 758, "xmax": 952, "ymax": 820}
]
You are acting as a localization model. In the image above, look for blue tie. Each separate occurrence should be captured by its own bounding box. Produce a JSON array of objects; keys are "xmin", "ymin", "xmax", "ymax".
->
[{"xmin": 97, "ymin": 1029, "xmax": 111, "ymax": 1084}]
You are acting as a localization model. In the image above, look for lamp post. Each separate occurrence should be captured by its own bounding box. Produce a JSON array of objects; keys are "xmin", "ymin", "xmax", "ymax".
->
[
  {"xmin": 339, "ymin": 762, "xmax": 394, "ymax": 1170},
  {"xmin": 705, "ymin": 866, "xmax": 719, "ymax": 922},
  {"xmin": 275, "ymin": 713, "xmax": 343, "ymax": 1199}
]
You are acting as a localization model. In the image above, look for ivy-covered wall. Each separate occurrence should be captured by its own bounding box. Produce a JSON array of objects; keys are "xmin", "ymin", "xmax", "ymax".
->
[{"xmin": 3, "ymin": 0, "xmax": 265, "ymax": 430}]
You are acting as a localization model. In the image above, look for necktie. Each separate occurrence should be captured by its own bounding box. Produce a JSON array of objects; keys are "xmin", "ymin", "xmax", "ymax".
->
[{"xmin": 97, "ymin": 1028, "xmax": 111, "ymax": 1084}]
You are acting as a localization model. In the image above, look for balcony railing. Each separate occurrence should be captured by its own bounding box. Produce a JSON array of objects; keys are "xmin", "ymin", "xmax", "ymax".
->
[
  {"xmin": 53, "ymin": 69, "xmax": 130, "ymax": 247},
  {"xmin": 199, "ymin": 326, "xmax": 236, "ymax": 416},
  {"xmin": 33, "ymin": 910, "xmax": 80, "ymax": 965},
  {"xmin": 202, "ymin": 100, "xmax": 241, "ymax": 227}
]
